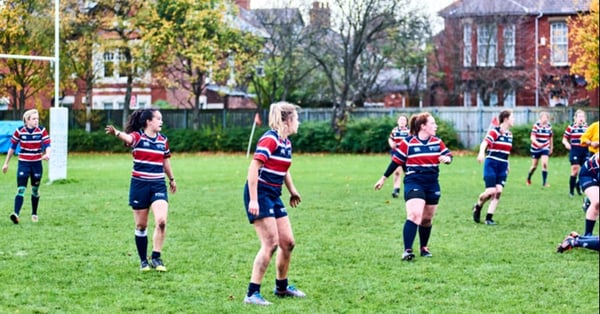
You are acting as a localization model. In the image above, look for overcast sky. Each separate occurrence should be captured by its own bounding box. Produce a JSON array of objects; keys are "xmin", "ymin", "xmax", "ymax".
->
[{"xmin": 249, "ymin": 0, "xmax": 455, "ymax": 32}]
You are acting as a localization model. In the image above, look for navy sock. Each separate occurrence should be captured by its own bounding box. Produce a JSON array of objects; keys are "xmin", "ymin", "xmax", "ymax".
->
[
  {"xmin": 418, "ymin": 225, "xmax": 432, "ymax": 248},
  {"xmin": 527, "ymin": 169, "xmax": 534, "ymax": 181},
  {"xmin": 403, "ymin": 220, "xmax": 418, "ymax": 251},
  {"xmin": 14, "ymin": 195, "xmax": 24, "ymax": 216},
  {"xmin": 577, "ymin": 236, "xmax": 600, "ymax": 251},
  {"xmin": 151, "ymin": 251, "xmax": 161, "ymax": 259},
  {"xmin": 542, "ymin": 171, "xmax": 548, "ymax": 185},
  {"xmin": 569, "ymin": 176, "xmax": 576, "ymax": 194},
  {"xmin": 31, "ymin": 196, "xmax": 40, "ymax": 215},
  {"xmin": 584, "ymin": 219, "xmax": 596, "ymax": 236},
  {"xmin": 276, "ymin": 278, "xmax": 288, "ymax": 291},
  {"xmin": 486, "ymin": 213, "xmax": 494, "ymax": 221},
  {"xmin": 248, "ymin": 282, "xmax": 261, "ymax": 297},
  {"xmin": 134, "ymin": 230, "xmax": 148, "ymax": 262}
]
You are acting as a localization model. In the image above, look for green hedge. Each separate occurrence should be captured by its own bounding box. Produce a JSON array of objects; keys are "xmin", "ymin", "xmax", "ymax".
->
[
  {"xmin": 509, "ymin": 121, "xmax": 570, "ymax": 157},
  {"xmin": 65, "ymin": 117, "xmax": 466, "ymax": 154}
]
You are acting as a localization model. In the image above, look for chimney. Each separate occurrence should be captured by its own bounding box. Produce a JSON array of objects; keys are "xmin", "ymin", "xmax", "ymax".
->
[
  {"xmin": 310, "ymin": 1, "xmax": 331, "ymax": 29},
  {"xmin": 235, "ymin": 0, "xmax": 250, "ymax": 10}
]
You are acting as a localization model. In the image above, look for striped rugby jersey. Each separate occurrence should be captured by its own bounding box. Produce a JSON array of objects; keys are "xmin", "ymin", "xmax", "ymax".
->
[
  {"xmin": 563, "ymin": 123, "xmax": 588, "ymax": 147},
  {"xmin": 389, "ymin": 126, "xmax": 410, "ymax": 147},
  {"xmin": 484, "ymin": 126, "xmax": 513, "ymax": 163},
  {"xmin": 530, "ymin": 122, "xmax": 553, "ymax": 151},
  {"xmin": 254, "ymin": 129, "xmax": 292, "ymax": 187},
  {"xmin": 129, "ymin": 130, "xmax": 171, "ymax": 181},
  {"xmin": 392, "ymin": 135, "xmax": 452, "ymax": 175},
  {"xmin": 10, "ymin": 126, "xmax": 51, "ymax": 162}
]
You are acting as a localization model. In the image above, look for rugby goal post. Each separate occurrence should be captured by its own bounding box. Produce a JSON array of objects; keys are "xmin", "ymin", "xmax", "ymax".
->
[{"xmin": 0, "ymin": 0, "xmax": 67, "ymax": 182}]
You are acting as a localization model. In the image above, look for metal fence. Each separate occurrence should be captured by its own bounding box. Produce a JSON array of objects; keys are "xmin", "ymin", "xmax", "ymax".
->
[{"xmin": 1, "ymin": 106, "xmax": 597, "ymax": 149}]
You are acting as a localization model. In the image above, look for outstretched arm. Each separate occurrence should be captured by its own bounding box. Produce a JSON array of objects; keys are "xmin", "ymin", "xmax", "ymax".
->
[{"xmin": 105, "ymin": 125, "xmax": 133, "ymax": 146}]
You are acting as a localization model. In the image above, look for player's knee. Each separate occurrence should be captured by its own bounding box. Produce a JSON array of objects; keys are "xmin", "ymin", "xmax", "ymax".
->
[
  {"xmin": 269, "ymin": 244, "xmax": 279, "ymax": 256},
  {"xmin": 157, "ymin": 219, "xmax": 167, "ymax": 231},
  {"xmin": 16, "ymin": 186, "xmax": 26, "ymax": 196},
  {"xmin": 32, "ymin": 186, "xmax": 40, "ymax": 197},
  {"xmin": 495, "ymin": 191, "xmax": 502, "ymax": 200},
  {"xmin": 281, "ymin": 239, "xmax": 295, "ymax": 252},
  {"xmin": 136, "ymin": 223, "xmax": 148, "ymax": 230},
  {"xmin": 421, "ymin": 217, "xmax": 432, "ymax": 226}
]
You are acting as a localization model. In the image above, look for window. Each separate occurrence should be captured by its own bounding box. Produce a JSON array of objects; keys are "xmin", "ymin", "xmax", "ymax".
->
[
  {"xmin": 477, "ymin": 92, "xmax": 498, "ymax": 107},
  {"xmin": 551, "ymin": 22, "xmax": 568, "ymax": 65},
  {"xmin": 504, "ymin": 89, "xmax": 516, "ymax": 107},
  {"xmin": 102, "ymin": 102, "xmax": 113, "ymax": 110},
  {"xmin": 503, "ymin": 24, "xmax": 515, "ymax": 67},
  {"xmin": 463, "ymin": 23, "xmax": 472, "ymax": 67},
  {"xmin": 463, "ymin": 91, "xmax": 472, "ymax": 107},
  {"xmin": 477, "ymin": 24, "xmax": 497, "ymax": 66},
  {"xmin": 103, "ymin": 52, "xmax": 114, "ymax": 78}
]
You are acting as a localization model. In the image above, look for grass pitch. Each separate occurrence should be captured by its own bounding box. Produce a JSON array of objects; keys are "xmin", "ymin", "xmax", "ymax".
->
[{"xmin": 0, "ymin": 153, "xmax": 598, "ymax": 313}]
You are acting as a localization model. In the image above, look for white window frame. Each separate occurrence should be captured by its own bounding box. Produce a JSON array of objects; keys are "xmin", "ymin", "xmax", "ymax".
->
[
  {"xmin": 504, "ymin": 89, "xmax": 516, "ymax": 107},
  {"xmin": 463, "ymin": 23, "xmax": 472, "ymax": 67},
  {"xmin": 463, "ymin": 91, "xmax": 472, "ymax": 107},
  {"xmin": 550, "ymin": 22, "xmax": 568, "ymax": 66},
  {"xmin": 503, "ymin": 24, "xmax": 515, "ymax": 67},
  {"xmin": 477, "ymin": 24, "xmax": 497, "ymax": 67}
]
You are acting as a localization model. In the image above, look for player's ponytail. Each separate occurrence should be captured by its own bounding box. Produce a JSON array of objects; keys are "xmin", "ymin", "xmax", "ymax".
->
[
  {"xmin": 125, "ymin": 109, "xmax": 157, "ymax": 133},
  {"xmin": 408, "ymin": 112, "xmax": 431, "ymax": 136}
]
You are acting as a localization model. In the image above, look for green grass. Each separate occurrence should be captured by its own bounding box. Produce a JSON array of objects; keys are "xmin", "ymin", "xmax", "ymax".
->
[{"xmin": 0, "ymin": 153, "xmax": 598, "ymax": 313}]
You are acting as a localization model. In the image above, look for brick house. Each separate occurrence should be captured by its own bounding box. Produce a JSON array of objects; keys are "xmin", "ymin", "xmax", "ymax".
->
[{"xmin": 428, "ymin": 0, "xmax": 599, "ymax": 107}]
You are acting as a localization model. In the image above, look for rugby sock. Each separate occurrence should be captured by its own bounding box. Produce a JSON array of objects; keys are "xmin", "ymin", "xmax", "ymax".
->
[
  {"xmin": 527, "ymin": 170, "xmax": 534, "ymax": 181},
  {"xmin": 276, "ymin": 278, "xmax": 288, "ymax": 291},
  {"xmin": 403, "ymin": 220, "xmax": 418, "ymax": 251},
  {"xmin": 486, "ymin": 213, "xmax": 494, "ymax": 221},
  {"xmin": 247, "ymin": 282, "xmax": 261, "ymax": 297},
  {"xmin": 577, "ymin": 236, "xmax": 600, "ymax": 251},
  {"xmin": 151, "ymin": 251, "xmax": 161, "ymax": 259},
  {"xmin": 14, "ymin": 195, "xmax": 24, "ymax": 216},
  {"xmin": 542, "ymin": 171, "xmax": 548, "ymax": 185},
  {"xmin": 584, "ymin": 219, "xmax": 596, "ymax": 236},
  {"xmin": 569, "ymin": 176, "xmax": 576, "ymax": 194},
  {"xmin": 418, "ymin": 225, "xmax": 432, "ymax": 248},
  {"xmin": 134, "ymin": 229, "xmax": 148, "ymax": 262},
  {"xmin": 31, "ymin": 196, "xmax": 40, "ymax": 216}
]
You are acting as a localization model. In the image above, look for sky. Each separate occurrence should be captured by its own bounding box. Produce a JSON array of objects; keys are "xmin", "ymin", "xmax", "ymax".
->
[{"xmin": 249, "ymin": 0, "xmax": 455, "ymax": 32}]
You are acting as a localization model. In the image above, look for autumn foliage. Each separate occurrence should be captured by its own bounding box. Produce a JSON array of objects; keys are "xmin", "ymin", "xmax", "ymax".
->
[{"xmin": 569, "ymin": 0, "xmax": 599, "ymax": 90}]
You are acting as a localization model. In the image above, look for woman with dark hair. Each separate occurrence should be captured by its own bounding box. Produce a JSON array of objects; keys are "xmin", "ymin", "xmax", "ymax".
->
[
  {"xmin": 105, "ymin": 109, "xmax": 176, "ymax": 272},
  {"xmin": 472, "ymin": 110, "xmax": 514, "ymax": 225},
  {"xmin": 374, "ymin": 112, "xmax": 453, "ymax": 261}
]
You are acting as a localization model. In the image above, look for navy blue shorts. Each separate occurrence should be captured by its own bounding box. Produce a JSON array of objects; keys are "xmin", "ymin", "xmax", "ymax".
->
[
  {"xmin": 403, "ymin": 175, "xmax": 441, "ymax": 205},
  {"xmin": 482, "ymin": 158, "xmax": 508, "ymax": 188},
  {"xmin": 244, "ymin": 182, "xmax": 288, "ymax": 224},
  {"xmin": 129, "ymin": 178, "xmax": 168, "ymax": 210},
  {"xmin": 569, "ymin": 147, "xmax": 589, "ymax": 166},
  {"xmin": 16, "ymin": 160, "xmax": 43, "ymax": 187},
  {"xmin": 579, "ymin": 167, "xmax": 599, "ymax": 192},
  {"xmin": 530, "ymin": 149, "xmax": 550, "ymax": 159}
]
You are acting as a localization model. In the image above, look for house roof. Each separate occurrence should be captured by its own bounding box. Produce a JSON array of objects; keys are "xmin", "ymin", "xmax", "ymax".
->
[{"xmin": 439, "ymin": 0, "xmax": 591, "ymax": 18}]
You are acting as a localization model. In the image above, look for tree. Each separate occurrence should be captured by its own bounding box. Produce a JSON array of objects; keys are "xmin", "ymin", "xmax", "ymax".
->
[
  {"xmin": 305, "ymin": 0, "xmax": 425, "ymax": 137},
  {"xmin": 61, "ymin": 0, "xmax": 104, "ymax": 132},
  {"xmin": 141, "ymin": 0, "xmax": 262, "ymax": 130},
  {"xmin": 569, "ymin": 0, "xmax": 599, "ymax": 90},
  {"xmin": 0, "ymin": 0, "xmax": 54, "ymax": 119},
  {"xmin": 94, "ymin": 0, "xmax": 149, "ymax": 128}
]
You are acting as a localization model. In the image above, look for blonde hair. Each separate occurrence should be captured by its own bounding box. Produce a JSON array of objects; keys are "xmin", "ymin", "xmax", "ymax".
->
[
  {"xmin": 268, "ymin": 101, "xmax": 299, "ymax": 131},
  {"xmin": 574, "ymin": 109, "xmax": 586, "ymax": 122},
  {"xmin": 23, "ymin": 109, "xmax": 39, "ymax": 124}
]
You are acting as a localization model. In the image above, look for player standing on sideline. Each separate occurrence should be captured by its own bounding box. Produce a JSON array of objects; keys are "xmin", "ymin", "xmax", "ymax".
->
[
  {"xmin": 472, "ymin": 110, "xmax": 514, "ymax": 225},
  {"xmin": 526, "ymin": 111, "xmax": 553, "ymax": 187},
  {"xmin": 387, "ymin": 114, "xmax": 410, "ymax": 198},
  {"xmin": 105, "ymin": 109, "xmax": 176, "ymax": 272},
  {"xmin": 3, "ymin": 109, "xmax": 51, "ymax": 224},
  {"xmin": 374, "ymin": 112, "xmax": 453, "ymax": 261},
  {"xmin": 562, "ymin": 110, "xmax": 589, "ymax": 197},
  {"xmin": 243, "ymin": 102, "xmax": 305, "ymax": 306},
  {"xmin": 578, "ymin": 152, "xmax": 599, "ymax": 236}
]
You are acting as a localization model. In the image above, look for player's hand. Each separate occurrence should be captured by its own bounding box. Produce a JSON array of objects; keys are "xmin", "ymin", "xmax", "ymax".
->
[
  {"xmin": 1, "ymin": 164, "xmax": 7, "ymax": 174},
  {"xmin": 290, "ymin": 194, "xmax": 301, "ymax": 208},
  {"xmin": 439, "ymin": 155, "xmax": 451, "ymax": 164},
  {"xmin": 169, "ymin": 180, "xmax": 177, "ymax": 193},
  {"xmin": 105, "ymin": 125, "xmax": 116, "ymax": 136},
  {"xmin": 374, "ymin": 177, "xmax": 386, "ymax": 190},
  {"xmin": 248, "ymin": 200, "xmax": 259, "ymax": 216}
]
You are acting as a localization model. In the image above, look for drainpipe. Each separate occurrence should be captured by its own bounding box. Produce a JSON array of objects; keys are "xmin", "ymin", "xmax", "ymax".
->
[{"xmin": 535, "ymin": 12, "xmax": 543, "ymax": 107}]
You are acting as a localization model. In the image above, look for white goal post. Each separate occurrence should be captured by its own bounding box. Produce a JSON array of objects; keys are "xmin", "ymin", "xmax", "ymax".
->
[{"xmin": 0, "ymin": 0, "xmax": 67, "ymax": 182}]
